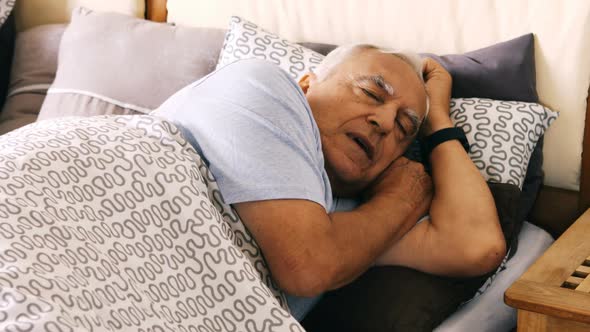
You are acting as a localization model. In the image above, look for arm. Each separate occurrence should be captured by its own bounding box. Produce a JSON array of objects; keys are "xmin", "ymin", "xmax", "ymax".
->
[
  {"xmin": 234, "ymin": 157, "xmax": 431, "ymax": 297},
  {"xmin": 375, "ymin": 58, "xmax": 506, "ymax": 277}
]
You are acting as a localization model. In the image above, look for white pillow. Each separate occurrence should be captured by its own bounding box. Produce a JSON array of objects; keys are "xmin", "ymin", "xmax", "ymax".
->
[
  {"xmin": 216, "ymin": 16, "xmax": 324, "ymax": 81},
  {"xmin": 450, "ymin": 98, "xmax": 559, "ymax": 189}
]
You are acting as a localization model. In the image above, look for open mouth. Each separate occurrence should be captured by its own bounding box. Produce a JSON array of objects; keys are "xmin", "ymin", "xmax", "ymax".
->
[{"xmin": 347, "ymin": 133, "xmax": 374, "ymax": 161}]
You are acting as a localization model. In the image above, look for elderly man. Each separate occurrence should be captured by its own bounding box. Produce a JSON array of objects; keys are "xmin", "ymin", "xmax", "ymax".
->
[{"xmin": 153, "ymin": 44, "xmax": 506, "ymax": 321}]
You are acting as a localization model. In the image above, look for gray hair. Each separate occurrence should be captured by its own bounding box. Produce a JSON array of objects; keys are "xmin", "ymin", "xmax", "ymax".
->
[{"xmin": 313, "ymin": 44, "xmax": 430, "ymax": 120}]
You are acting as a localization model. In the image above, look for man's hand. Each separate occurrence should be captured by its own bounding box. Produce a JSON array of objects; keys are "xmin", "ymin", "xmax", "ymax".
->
[
  {"xmin": 421, "ymin": 58, "xmax": 453, "ymax": 136},
  {"xmin": 364, "ymin": 157, "xmax": 432, "ymax": 218}
]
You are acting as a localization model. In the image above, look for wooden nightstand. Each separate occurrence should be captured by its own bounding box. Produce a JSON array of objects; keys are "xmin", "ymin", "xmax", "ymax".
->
[{"xmin": 505, "ymin": 209, "xmax": 590, "ymax": 331}]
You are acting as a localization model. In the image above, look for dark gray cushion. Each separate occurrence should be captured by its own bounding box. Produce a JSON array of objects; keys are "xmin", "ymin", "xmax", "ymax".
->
[
  {"xmin": 424, "ymin": 34, "xmax": 537, "ymax": 102},
  {"xmin": 0, "ymin": 12, "xmax": 14, "ymax": 111},
  {"xmin": 301, "ymin": 34, "xmax": 537, "ymax": 102}
]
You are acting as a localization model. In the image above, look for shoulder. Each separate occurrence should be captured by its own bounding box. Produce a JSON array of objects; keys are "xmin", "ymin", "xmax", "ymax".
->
[
  {"xmin": 221, "ymin": 58, "xmax": 293, "ymax": 81},
  {"xmin": 216, "ymin": 59, "xmax": 317, "ymax": 135},
  {"xmin": 217, "ymin": 59, "xmax": 305, "ymax": 101}
]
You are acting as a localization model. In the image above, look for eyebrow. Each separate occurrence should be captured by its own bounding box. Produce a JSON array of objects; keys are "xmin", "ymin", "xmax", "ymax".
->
[{"xmin": 357, "ymin": 75, "xmax": 395, "ymax": 96}]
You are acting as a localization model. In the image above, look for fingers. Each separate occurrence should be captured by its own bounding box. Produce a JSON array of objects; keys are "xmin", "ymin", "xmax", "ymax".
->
[
  {"xmin": 422, "ymin": 57, "xmax": 438, "ymax": 78},
  {"xmin": 390, "ymin": 156, "xmax": 411, "ymax": 168},
  {"xmin": 422, "ymin": 57, "xmax": 451, "ymax": 82}
]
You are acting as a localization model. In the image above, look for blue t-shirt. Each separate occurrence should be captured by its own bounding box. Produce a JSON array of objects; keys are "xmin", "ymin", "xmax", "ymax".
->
[
  {"xmin": 154, "ymin": 59, "xmax": 362, "ymax": 320},
  {"xmin": 154, "ymin": 59, "xmax": 333, "ymax": 213}
]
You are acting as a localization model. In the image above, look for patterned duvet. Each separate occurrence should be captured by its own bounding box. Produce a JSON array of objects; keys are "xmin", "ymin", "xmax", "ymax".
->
[{"xmin": 0, "ymin": 115, "xmax": 303, "ymax": 331}]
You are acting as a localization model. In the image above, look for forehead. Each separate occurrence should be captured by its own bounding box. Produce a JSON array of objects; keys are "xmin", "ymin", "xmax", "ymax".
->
[{"xmin": 338, "ymin": 49, "xmax": 427, "ymax": 116}]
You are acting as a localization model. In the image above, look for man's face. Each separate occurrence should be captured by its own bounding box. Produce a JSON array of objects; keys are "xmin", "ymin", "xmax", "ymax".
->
[{"xmin": 300, "ymin": 49, "xmax": 428, "ymax": 197}]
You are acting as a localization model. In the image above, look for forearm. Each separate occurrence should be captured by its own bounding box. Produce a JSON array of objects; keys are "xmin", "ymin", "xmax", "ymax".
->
[
  {"xmin": 324, "ymin": 194, "xmax": 422, "ymax": 289},
  {"xmin": 233, "ymin": 191, "xmax": 426, "ymax": 297},
  {"xmin": 427, "ymin": 114, "xmax": 500, "ymax": 242}
]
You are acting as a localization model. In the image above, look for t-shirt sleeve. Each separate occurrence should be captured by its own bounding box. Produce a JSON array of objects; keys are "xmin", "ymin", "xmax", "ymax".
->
[{"xmin": 155, "ymin": 59, "xmax": 332, "ymax": 211}]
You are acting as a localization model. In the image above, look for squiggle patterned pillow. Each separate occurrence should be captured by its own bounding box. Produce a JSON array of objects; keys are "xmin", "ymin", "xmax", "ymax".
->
[
  {"xmin": 216, "ymin": 16, "xmax": 324, "ymax": 81},
  {"xmin": 0, "ymin": 0, "xmax": 14, "ymax": 26},
  {"xmin": 451, "ymin": 98, "xmax": 559, "ymax": 189}
]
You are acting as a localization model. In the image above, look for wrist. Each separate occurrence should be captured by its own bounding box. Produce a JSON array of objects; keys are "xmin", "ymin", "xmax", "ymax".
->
[
  {"xmin": 361, "ymin": 190, "xmax": 414, "ymax": 214},
  {"xmin": 421, "ymin": 126, "xmax": 470, "ymax": 164},
  {"xmin": 422, "ymin": 113, "xmax": 453, "ymax": 136}
]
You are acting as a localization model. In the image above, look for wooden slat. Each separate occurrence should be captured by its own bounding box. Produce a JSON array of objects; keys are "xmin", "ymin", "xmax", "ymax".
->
[
  {"xmin": 505, "ymin": 280, "xmax": 590, "ymax": 324},
  {"xmin": 576, "ymin": 276, "xmax": 590, "ymax": 293},
  {"xmin": 564, "ymin": 276, "xmax": 584, "ymax": 288},
  {"xmin": 145, "ymin": 0, "xmax": 167, "ymax": 22},
  {"xmin": 515, "ymin": 209, "xmax": 590, "ymax": 285},
  {"xmin": 575, "ymin": 265, "xmax": 590, "ymax": 277}
]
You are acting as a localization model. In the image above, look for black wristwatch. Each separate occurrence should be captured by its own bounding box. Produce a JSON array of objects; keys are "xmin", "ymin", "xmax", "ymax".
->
[{"xmin": 421, "ymin": 127, "xmax": 470, "ymax": 161}]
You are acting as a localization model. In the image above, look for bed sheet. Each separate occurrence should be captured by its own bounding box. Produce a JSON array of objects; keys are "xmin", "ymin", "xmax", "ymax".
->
[{"xmin": 435, "ymin": 221, "xmax": 554, "ymax": 331}]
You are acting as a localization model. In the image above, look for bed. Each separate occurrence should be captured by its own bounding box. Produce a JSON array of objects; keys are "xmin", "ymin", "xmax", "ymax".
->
[{"xmin": 0, "ymin": 0, "xmax": 589, "ymax": 331}]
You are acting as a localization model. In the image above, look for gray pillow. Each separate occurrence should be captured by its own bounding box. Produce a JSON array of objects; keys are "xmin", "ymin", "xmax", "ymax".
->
[
  {"xmin": 38, "ymin": 7, "xmax": 226, "ymax": 120},
  {"xmin": 302, "ymin": 34, "xmax": 537, "ymax": 102},
  {"xmin": 425, "ymin": 34, "xmax": 538, "ymax": 102},
  {"xmin": 0, "ymin": 24, "xmax": 65, "ymax": 135}
]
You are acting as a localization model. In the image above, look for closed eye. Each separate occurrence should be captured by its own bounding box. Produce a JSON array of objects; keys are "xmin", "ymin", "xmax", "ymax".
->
[
  {"xmin": 361, "ymin": 88, "xmax": 383, "ymax": 104},
  {"xmin": 396, "ymin": 118, "xmax": 408, "ymax": 136}
]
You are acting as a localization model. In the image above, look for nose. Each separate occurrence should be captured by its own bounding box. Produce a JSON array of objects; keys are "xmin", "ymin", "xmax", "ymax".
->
[{"xmin": 366, "ymin": 104, "xmax": 398, "ymax": 135}]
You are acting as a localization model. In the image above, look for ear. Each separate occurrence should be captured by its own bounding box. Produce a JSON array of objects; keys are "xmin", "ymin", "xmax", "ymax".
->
[{"xmin": 298, "ymin": 72, "xmax": 317, "ymax": 94}]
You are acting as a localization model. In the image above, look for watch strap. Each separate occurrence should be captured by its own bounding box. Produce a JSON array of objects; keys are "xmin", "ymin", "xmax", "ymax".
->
[{"xmin": 421, "ymin": 127, "xmax": 470, "ymax": 160}]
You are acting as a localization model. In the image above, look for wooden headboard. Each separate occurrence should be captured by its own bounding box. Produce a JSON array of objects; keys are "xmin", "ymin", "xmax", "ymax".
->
[
  {"xmin": 144, "ymin": 0, "xmax": 590, "ymax": 238},
  {"xmin": 146, "ymin": 0, "xmax": 167, "ymax": 22}
]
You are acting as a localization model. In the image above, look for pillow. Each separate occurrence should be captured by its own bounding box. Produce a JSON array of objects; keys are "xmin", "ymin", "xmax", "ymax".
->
[
  {"xmin": 216, "ymin": 16, "xmax": 324, "ymax": 81},
  {"xmin": 301, "ymin": 34, "xmax": 538, "ymax": 102},
  {"xmin": 38, "ymin": 7, "xmax": 227, "ymax": 121},
  {"xmin": 0, "ymin": 0, "xmax": 14, "ymax": 25},
  {"xmin": 450, "ymin": 98, "xmax": 558, "ymax": 189},
  {"xmin": 0, "ymin": 24, "xmax": 65, "ymax": 135},
  {"xmin": 0, "ymin": 8, "xmax": 15, "ymax": 112}
]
